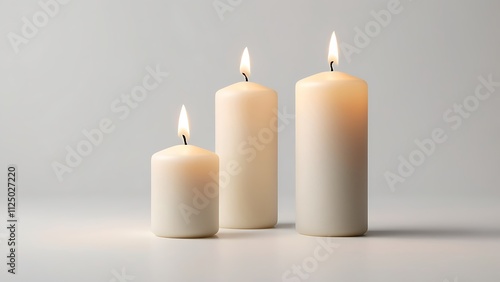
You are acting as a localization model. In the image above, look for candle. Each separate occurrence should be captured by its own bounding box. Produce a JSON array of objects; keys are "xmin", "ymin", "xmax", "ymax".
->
[
  {"xmin": 295, "ymin": 32, "xmax": 368, "ymax": 236},
  {"xmin": 151, "ymin": 105, "xmax": 219, "ymax": 238},
  {"xmin": 216, "ymin": 47, "xmax": 278, "ymax": 229}
]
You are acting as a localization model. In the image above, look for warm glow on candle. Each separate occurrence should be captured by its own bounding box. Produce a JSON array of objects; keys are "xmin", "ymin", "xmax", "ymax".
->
[
  {"xmin": 177, "ymin": 104, "xmax": 190, "ymax": 143},
  {"xmin": 240, "ymin": 47, "xmax": 251, "ymax": 80},
  {"xmin": 328, "ymin": 31, "xmax": 339, "ymax": 66}
]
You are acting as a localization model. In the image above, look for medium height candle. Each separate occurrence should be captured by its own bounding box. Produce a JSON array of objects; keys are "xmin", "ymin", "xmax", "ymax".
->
[
  {"xmin": 151, "ymin": 105, "xmax": 219, "ymax": 238},
  {"xmin": 216, "ymin": 47, "xmax": 278, "ymax": 229},
  {"xmin": 295, "ymin": 32, "xmax": 368, "ymax": 236}
]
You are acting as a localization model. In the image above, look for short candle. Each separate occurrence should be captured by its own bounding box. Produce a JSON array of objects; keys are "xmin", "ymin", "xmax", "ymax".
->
[{"xmin": 151, "ymin": 105, "xmax": 219, "ymax": 238}]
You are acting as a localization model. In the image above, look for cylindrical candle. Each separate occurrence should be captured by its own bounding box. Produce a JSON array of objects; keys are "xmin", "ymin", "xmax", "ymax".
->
[
  {"xmin": 295, "ymin": 32, "xmax": 368, "ymax": 236},
  {"xmin": 216, "ymin": 48, "xmax": 278, "ymax": 229},
  {"xmin": 151, "ymin": 105, "xmax": 219, "ymax": 238}
]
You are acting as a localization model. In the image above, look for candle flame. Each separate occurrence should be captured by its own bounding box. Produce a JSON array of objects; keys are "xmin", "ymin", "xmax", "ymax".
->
[
  {"xmin": 240, "ymin": 47, "xmax": 251, "ymax": 80},
  {"xmin": 177, "ymin": 104, "xmax": 190, "ymax": 143},
  {"xmin": 328, "ymin": 31, "xmax": 339, "ymax": 66}
]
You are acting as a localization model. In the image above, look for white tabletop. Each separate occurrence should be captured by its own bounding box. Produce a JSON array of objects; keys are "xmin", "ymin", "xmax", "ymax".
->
[{"xmin": 2, "ymin": 195, "xmax": 498, "ymax": 282}]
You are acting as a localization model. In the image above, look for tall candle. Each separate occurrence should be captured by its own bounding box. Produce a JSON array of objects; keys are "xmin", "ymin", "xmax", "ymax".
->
[
  {"xmin": 295, "ymin": 32, "xmax": 368, "ymax": 236},
  {"xmin": 151, "ymin": 105, "xmax": 219, "ymax": 238},
  {"xmin": 216, "ymin": 47, "xmax": 278, "ymax": 229}
]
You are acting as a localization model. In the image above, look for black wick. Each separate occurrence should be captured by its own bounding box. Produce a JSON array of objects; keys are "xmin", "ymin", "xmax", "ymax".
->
[
  {"xmin": 330, "ymin": 61, "xmax": 335, "ymax": 72},
  {"xmin": 242, "ymin": 73, "xmax": 248, "ymax": 82},
  {"xmin": 182, "ymin": 135, "xmax": 187, "ymax": 145}
]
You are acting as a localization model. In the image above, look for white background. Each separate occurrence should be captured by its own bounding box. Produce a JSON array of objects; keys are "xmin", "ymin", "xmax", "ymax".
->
[{"xmin": 1, "ymin": 0, "xmax": 499, "ymax": 281}]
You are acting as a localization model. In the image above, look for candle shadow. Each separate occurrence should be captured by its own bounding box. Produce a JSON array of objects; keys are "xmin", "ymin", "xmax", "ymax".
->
[
  {"xmin": 275, "ymin": 222, "xmax": 295, "ymax": 230},
  {"xmin": 153, "ymin": 234, "xmax": 220, "ymax": 240},
  {"xmin": 215, "ymin": 231, "xmax": 259, "ymax": 239},
  {"xmin": 365, "ymin": 227, "xmax": 500, "ymax": 239}
]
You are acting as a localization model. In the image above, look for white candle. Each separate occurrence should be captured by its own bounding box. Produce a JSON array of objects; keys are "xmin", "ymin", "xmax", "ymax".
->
[
  {"xmin": 295, "ymin": 32, "xmax": 368, "ymax": 236},
  {"xmin": 216, "ymin": 47, "xmax": 278, "ymax": 229},
  {"xmin": 151, "ymin": 105, "xmax": 219, "ymax": 238}
]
